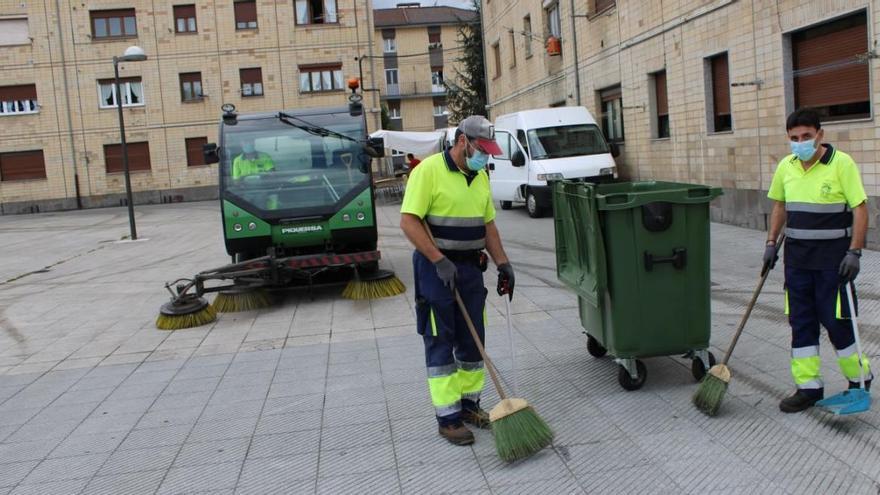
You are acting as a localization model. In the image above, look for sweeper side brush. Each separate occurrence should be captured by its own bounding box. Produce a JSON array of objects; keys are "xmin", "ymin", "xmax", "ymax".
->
[
  {"xmin": 342, "ymin": 269, "xmax": 406, "ymax": 300},
  {"xmin": 212, "ymin": 287, "xmax": 272, "ymax": 313},
  {"xmin": 156, "ymin": 293, "xmax": 216, "ymax": 330}
]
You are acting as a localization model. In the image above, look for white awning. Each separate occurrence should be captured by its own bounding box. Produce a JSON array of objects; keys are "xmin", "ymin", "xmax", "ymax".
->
[{"xmin": 369, "ymin": 129, "xmax": 445, "ymax": 157}]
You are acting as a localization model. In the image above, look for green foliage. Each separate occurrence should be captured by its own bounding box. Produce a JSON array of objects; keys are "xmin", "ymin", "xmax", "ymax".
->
[{"xmin": 444, "ymin": 0, "xmax": 487, "ymax": 123}]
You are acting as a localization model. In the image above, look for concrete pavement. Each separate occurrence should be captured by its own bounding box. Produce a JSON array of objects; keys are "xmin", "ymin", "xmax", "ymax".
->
[{"xmin": 0, "ymin": 200, "xmax": 878, "ymax": 494}]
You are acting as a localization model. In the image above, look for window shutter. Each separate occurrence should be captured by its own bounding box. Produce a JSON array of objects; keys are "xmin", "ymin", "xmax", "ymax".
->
[
  {"xmin": 595, "ymin": 0, "xmax": 614, "ymax": 12},
  {"xmin": 600, "ymin": 86, "xmax": 621, "ymax": 102},
  {"xmin": 174, "ymin": 4, "xmax": 196, "ymax": 18},
  {"xmin": 0, "ymin": 150, "xmax": 46, "ymax": 181},
  {"xmin": 0, "ymin": 84, "xmax": 37, "ymax": 100},
  {"xmin": 654, "ymin": 71, "xmax": 668, "ymax": 116},
  {"xmin": 240, "ymin": 68, "xmax": 262, "ymax": 85},
  {"xmin": 105, "ymin": 142, "xmax": 150, "ymax": 173},
  {"xmin": 711, "ymin": 54, "xmax": 730, "ymax": 115},
  {"xmin": 186, "ymin": 137, "xmax": 207, "ymax": 166},
  {"xmin": 234, "ymin": 1, "xmax": 257, "ymax": 23},
  {"xmin": 793, "ymin": 14, "xmax": 868, "ymax": 108}
]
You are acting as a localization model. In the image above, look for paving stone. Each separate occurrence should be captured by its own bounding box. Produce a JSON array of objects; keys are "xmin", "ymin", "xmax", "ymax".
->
[
  {"xmin": 319, "ymin": 420, "xmax": 392, "ymax": 451},
  {"xmin": 156, "ymin": 461, "xmax": 242, "ymax": 495},
  {"xmin": 316, "ymin": 469, "xmax": 400, "ymax": 495},
  {"xmin": 174, "ymin": 437, "xmax": 251, "ymax": 468},
  {"xmin": 247, "ymin": 430, "xmax": 321, "ymax": 459},
  {"xmin": 318, "ymin": 443, "xmax": 396, "ymax": 478},
  {"xmin": 9, "ymin": 477, "xmax": 90, "ymax": 495},
  {"xmin": 261, "ymin": 394, "xmax": 324, "ymax": 416},
  {"xmin": 187, "ymin": 417, "xmax": 259, "ymax": 443},
  {"xmin": 47, "ymin": 432, "xmax": 125, "ymax": 458},
  {"xmin": 0, "ymin": 460, "xmax": 40, "ymax": 487},
  {"xmin": 238, "ymin": 454, "xmax": 317, "ymax": 487},
  {"xmin": 321, "ymin": 402, "xmax": 388, "ymax": 429},
  {"xmin": 398, "ymin": 458, "xmax": 487, "ymax": 494},
  {"xmin": 117, "ymin": 424, "xmax": 192, "ymax": 451},
  {"xmin": 20, "ymin": 453, "xmax": 109, "ymax": 484},
  {"xmin": 84, "ymin": 468, "xmax": 167, "ymax": 495},
  {"xmin": 253, "ymin": 410, "xmax": 322, "ymax": 436},
  {"xmin": 97, "ymin": 445, "xmax": 180, "ymax": 476}
]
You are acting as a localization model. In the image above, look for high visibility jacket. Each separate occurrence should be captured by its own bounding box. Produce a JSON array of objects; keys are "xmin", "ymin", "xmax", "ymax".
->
[
  {"xmin": 400, "ymin": 150, "xmax": 495, "ymax": 251},
  {"xmin": 768, "ymin": 144, "xmax": 866, "ymax": 270},
  {"xmin": 232, "ymin": 152, "xmax": 275, "ymax": 179}
]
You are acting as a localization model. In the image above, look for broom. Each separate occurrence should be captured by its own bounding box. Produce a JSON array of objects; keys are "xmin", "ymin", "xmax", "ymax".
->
[
  {"xmin": 342, "ymin": 267, "xmax": 406, "ymax": 300},
  {"xmin": 692, "ymin": 234, "xmax": 784, "ymax": 416},
  {"xmin": 212, "ymin": 287, "xmax": 272, "ymax": 312},
  {"xmin": 156, "ymin": 291, "xmax": 217, "ymax": 330},
  {"xmin": 422, "ymin": 221, "xmax": 553, "ymax": 462}
]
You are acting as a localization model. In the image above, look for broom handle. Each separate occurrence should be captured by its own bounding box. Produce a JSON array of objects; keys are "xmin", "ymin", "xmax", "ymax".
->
[
  {"xmin": 845, "ymin": 282, "xmax": 866, "ymax": 389},
  {"xmin": 722, "ymin": 234, "xmax": 785, "ymax": 365},
  {"xmin": 420, "ymin": 220, "xmax": 509, "ymax": 400}
]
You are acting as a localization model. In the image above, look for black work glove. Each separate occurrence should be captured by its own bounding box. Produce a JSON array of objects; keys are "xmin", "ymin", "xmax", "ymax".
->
[
  {"xmin": 839, "ymin": 250, "xmax": 861, "ymax": 282},
  {"xmin": 497, "ymin": 263, "xmax": 515, "ymax": 300},
  {"xmin": 761, "ymin": 243, "xmax": 779, "ymax": 276},
  {"xmin": 433, "ymin": 256, "xmax": 457, "ymax": 292}
]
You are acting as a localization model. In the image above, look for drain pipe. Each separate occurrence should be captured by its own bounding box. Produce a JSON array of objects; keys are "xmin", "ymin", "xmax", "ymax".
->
[
  {"xmin": 54, "ymin": 0, "xmax": 82, "ymax": 209},
  {"xmin": 568, "ymin": 0, "xmax": 581, "ymax": 105}
]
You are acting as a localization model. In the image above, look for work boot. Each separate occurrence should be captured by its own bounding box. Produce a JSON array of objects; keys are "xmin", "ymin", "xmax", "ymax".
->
[
  {"xmin": 779, "ymin": 390, "xmax": 822, "ymax": 413},
  {"xmin": 848, "ymin": 379, "xmax": 872, "ymax": 391},
  {"xmin": 461, "ymin": 408, "xmax": 491, "ymax": 429},
  {"xmin": 438, "ymin": 423, "xmax": 474, "ymax": 446}
]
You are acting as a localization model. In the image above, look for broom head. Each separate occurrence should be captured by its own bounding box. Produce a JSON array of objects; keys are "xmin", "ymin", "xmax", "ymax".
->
[
  {"xmin": 490, "ymin": 398, "xmax": 554, "ymax": 463},
  {"xmin": 156, "ymin": 294, "xmax": 216, "ymax": 330},
  {"xmin": 213, "ymin": 288, "xmax": 271, "ymax": 312},
  {"xmin": 343, "ymin": 269, "xmax": 406, "ymax": 300},
  {"xmin": 692, "ymin": 364, "xmax": 731, "ymax": 417}
]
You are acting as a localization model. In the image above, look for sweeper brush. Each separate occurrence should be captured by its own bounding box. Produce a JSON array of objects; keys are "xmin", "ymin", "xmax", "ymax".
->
[
  {"xmin": 156, "ymin": 293, "xmax": 216, "ymax": 330},
  {"xmin": 212, "ymin": 288, "xmax": 272, "ymax": 313},
  {"xmin": 342, "ymin": 269, "xmax": 406, "ymax": 300}
]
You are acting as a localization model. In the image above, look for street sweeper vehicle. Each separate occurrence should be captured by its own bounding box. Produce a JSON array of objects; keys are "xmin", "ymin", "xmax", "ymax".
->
[{"xmin": 157, "ymin": 88, "xmax": 405, "ymax": 330}]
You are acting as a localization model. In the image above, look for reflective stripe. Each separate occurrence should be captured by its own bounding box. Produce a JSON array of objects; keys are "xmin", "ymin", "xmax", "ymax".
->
[
  {"xmin": 785, "ymin": 202, "xmax": 847, "ymax": 213},
  {"xmin": 429, "ymin": 309, "xmax": 438, "ymax": 337},
  {"xmin": 837, "ymin": 354, "xmax": 872, "ymax": 382},
  {"xmin": 461, "ymin": 391, "xmax": 481, "ymax": 402},
  {"xmin": 791, "ymin": 355, "xmax": 821, "ymax": 386},
  {"xmin": 427, "ymin": 363, "xmax": 458, "ymax": 378},
  {"xmin": 835, "ymin": 343, "xmax": 857, "ymax": 359},
  {"xmin": 428, "ymin": 374, "xmax": 460, "ymax": 409},
  {"xmin": 426, "ymin": 215, "xmax": 486, "ymax": 227},
  {"xmin": 435, "ymin": 238, "xmax": 486, "ymax": 250},
  {"xmin": 785, "ymin": 227, "xmax": 851, "ymax": 240},
  {"xmin": 435, "ymin": 401, "xmax": 462, "ymax": 417},
  {"xmin": 457, "ymin": 360, "xmax": 484, "ymax": 371},
  {"xmin": 796, "ymin": 378, "xmax": 824, "ymax": 390},
  {"xmin": 457, "ymin": 368, "xmax": 485, "ymax": 396},
  {"xmin": 784, "ymin": 288, "xmax": 790, "ymax": 316},
  {"xmin": 836, "ymin": 291, "xmax": 843, "ymax": 319},
  {"xmin": 791, "ymin": 345, "xmax": 820, "ymax": 359}
]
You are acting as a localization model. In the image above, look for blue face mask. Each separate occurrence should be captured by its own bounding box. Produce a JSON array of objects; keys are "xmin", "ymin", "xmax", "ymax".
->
[
  {"xmin": 790, "ymin": 139, "xmax": 816, "ymax": 162},
  {"xmin": 466, "ymin": 150, "xmax": 489, "ymax": 171}
]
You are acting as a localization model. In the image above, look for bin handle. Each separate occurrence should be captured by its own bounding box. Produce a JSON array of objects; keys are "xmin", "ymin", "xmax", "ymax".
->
[{"xmin": 644, "ymin": 248, "xmax": 687, "ymax": 271}]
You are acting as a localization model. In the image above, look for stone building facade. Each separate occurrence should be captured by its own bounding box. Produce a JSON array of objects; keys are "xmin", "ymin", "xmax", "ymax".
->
[
  {"xmin": 483, "ymin": 0, "xmax": 880, "ymax": 244},
  {"xmin": 0, "ymin": 0, "xmax": 378, "ymax": 213}
]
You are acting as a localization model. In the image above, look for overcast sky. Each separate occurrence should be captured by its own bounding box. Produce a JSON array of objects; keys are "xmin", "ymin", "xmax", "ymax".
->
[{"xmin": 372, "ymin": 0, "xmax": 474, "ymax": 9}]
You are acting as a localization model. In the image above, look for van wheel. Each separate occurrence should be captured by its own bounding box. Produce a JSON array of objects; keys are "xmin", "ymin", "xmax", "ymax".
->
[
  {"xmin": 500, "ymin": 200, "xmax": 512, "ymax": 210},
  {"xmin": 526, "ymin": 191, "xmax": 544, "ymax": 218}
]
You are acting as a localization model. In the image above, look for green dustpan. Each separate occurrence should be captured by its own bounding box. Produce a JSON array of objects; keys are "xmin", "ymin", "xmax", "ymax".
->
[{"xmin": 816, "ymin": 283, "xmax": 872, "ymax": 416}]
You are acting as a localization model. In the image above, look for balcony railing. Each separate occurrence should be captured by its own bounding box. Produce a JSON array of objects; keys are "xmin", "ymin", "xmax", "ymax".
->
[{"xmin": 383, "ymin": 81, "xmax": 447, "ymax": 98}]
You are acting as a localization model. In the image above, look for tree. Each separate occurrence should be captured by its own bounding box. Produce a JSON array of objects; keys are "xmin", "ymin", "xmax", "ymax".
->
[
  {"xmin": 380, "ymin": 103, "xmax": 391, "ymax": 129},
  {"xmin": 444, "ymin": 0, "xmax": 486, "ymax": 123}
]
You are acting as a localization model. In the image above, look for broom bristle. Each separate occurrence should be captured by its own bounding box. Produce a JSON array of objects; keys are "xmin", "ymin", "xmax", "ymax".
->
[
  {"xmin": 342, "ymin": 276, "xmax": 406, "ymax": 300},
  {"xmin": 156, "ymin": 305, "xmax": 217, "ymax": 330},
  {"xmin": 492, "ymin": 406, "xmax": 554, "ymax": 462},
  {"xmin": 692, "ymin": 371, "xmax": 730, "ymax": 417},
  {"xmin": 213, "ymin": 290, "xmax": 271, "ymax": 312}
]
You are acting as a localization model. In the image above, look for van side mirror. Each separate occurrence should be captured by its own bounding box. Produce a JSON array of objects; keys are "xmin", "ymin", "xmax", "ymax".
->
[
  {"xmin": 366, "ymin": 136, "xmax": 385, "ymax": 158},
  {"xmin": 511, "ymin": 150, "xmax": 526, "ymax": 167},
  {"xmin": 609, "ymin": 142, "xmax": 620, "ymax": 158},
  {"xmin": 203, "ymin": 143, "xmax": 219, "ymax": 164}
]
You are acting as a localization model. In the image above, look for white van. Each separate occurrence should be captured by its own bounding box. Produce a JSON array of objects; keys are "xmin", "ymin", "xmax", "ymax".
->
[{"xmin": 490, "ymin": 106, "xmax": 619, "ymax": 217}]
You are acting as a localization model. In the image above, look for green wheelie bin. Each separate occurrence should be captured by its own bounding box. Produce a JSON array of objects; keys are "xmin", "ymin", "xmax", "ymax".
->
[{"xmin": 552, "ymin": 180, "xmax": 722, "ymax": 390}]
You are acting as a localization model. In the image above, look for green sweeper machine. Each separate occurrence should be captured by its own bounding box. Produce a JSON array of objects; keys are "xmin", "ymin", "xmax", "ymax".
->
[{"xmin": 157, "ymin": 89, "xmax": 405, "ymax": 330}]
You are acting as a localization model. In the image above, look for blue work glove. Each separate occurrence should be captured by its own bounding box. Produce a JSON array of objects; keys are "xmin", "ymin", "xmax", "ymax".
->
[
  {"xmin": 839, "ymin": 249, "xmax": 861, "ymax": 282},
  {"xmin": 434, "ymin": 256, "xmax": 457, "ymax": 292},
  {"xmin": 497, "ymin": 263, "xmax": 515, "ymax": 300}
]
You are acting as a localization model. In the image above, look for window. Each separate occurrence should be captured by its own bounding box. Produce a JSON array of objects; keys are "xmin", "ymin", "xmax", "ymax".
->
[
  {"xmin": 383, "ymin": 38, "xmax": 396, "ymax": 53},
  {"xmin": 173, "ymin": 5, "xmax": 197, "ymax": 33},
  {"xmin": 385, "ymin": 69, "xmax": 399, "ymax": 94},
  {"xmin": 0, "ymin": 150, "xmax": 46, "ymax": 181},
  {"xmin": 104, "ymin": 142, "xmax": 151, "ymax": 173},
  {"xmin": 599, "ymin": 85, "xmax": 624, "ymax": 142},
  {"xmin": 791, "ymin": 11, "xmax": 870, "ymax": 122},
  {"xmin": 508, "ymin": 29, "xmax": 516, "ymax": 68},
  {"xmin": 298, "ymin": 65, "xmax": 343, "ymax": 93},
  {"xmin": 295, "ymin": 0, "xmax": 338, "ymax": 25},
  {"xmin": 90, "ymin": 9, "xmax": 137, "ymax": 39},
  {"xmin": 707, "ymin": 53, "xmax": 731, "ymax": 132},
  {"xmin": 179, "ymin": 72, "xmax": 203, "ymax": 102},
  {"xmin": 433, "ymin": 103, "xmax": 447, "ymax": 116},
  {"xmin": 186, "ymin": 137, "xmax": 208, "ymax": 166},
  {"xmin": 431, "ymin": 67, "xmax": 444, "ymax": 92},
  {"xmin": 0, "ymin": 17, "xmax": 30, "ymax": 46},
  {"xmin": 652, "ymin": 70, "xmax": 669, "ymax": 138},
  {"xmin": 0, "ymin": 84, "xmax": 39, "ymax": 115},
  {"xmin": 546, "ymin": 2, "xmax": 560, "ymax": 38},
  {"xmin": 516, "ymin": 129, "xmax": 529, "ymax": 157},
  {"xmin": 594, "ymin": 0, "xmax": 615, "ymax": 13},
  {"xmin": 98, "ymin": 78, "xmax": 144, "ymax": 108},
  {"xmin": 387, "ymin": 101, "xmax": 401, "ymax": 119},
  {"xmin": 428, "ymin": 26, "xmax": 441, "ymax": 44},
  {"xmin": 493, "ymin": 131, "xmax": 512, "ymax": 159},
  {"xmin": 239, "ymin": 68, "xmax": 263, "ymax": 96},
  {"xmin": 523, "ymin": 15, "xmax": 532, "ymax": 57},
  {"xmin": 492, "ymin": 42, "xmax": 501, "ymax": 79},
  {"xmin": 234, "ymin": 0, "xmax": 257, "ymax": 30}
]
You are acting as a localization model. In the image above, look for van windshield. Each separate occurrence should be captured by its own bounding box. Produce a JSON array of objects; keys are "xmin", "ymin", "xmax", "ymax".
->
[{"xmin": 526, "ymin": 124, "xmax": 609, "ymax": 159}]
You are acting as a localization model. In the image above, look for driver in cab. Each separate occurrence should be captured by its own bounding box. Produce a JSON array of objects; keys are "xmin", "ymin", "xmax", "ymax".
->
[{"xmin": 232, "ymin": 141, "xmax": 275, "ymax": 179}]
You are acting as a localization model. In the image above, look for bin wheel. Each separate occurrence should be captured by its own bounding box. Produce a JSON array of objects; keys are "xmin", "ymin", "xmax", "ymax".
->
[
  {"xmin": 690, "ymin": 352, "xmax": 717, "ymax": 381},
  {"xmin": 500, "ymin": 200, "xmax": 513, "ymax": 210},
  {"xmin": 526, "ymin": 191, "xmax": 545, "ymax": 218},
  {"xmin": 617, "ymin": 360, "xmax": 647, "ymax": 391},
  {"xmin": 586, "ymin": 335, "xmax": 607, "ymax": 358}
]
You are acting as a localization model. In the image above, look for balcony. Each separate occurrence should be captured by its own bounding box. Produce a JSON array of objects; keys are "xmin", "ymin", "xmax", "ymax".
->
[{"xmin": 382, "ymin": 81, "xmax": 447, "ymax": 100}]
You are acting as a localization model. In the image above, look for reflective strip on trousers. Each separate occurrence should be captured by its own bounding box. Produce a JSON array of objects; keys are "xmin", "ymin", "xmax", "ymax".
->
[
  {"xmin": 785, "ymin": 202, "xmax": 847, "ymax": 213},
  {"xmin": 784, "ymin": 288, "xmax": 790, "ymax": 316},
  {"xmin": 427, "ymin": 366, "xmax": 461, "ymax": 415},
  {"xmin": 457, "ymin": 360, "xmax": 485, "ymax": 400},
  {"xmin": 792, "ymin": 345, "xmax": 819, "ymax": 359},
  {"xmin": 426, "ymin": 215, "xmax": 486, "ymax": 227},
  {"xmin": 429, "ymin": 309, "xmax": 438, "ymax": 337},
  {"xmin": 835, "ymin": 344, "xmax": 873, "ymax": 382},
  {"xmin": 785, "ymin": 227, "xmax": 852, "ymax": 240}
]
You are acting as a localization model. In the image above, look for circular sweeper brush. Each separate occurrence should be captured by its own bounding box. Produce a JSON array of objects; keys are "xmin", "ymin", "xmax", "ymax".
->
[{"xmin": 156, "ymin": 293, "xmax": 217, "ymax": 330}]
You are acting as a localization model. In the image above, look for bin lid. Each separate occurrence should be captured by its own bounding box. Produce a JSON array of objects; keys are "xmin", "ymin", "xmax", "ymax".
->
[{"xmin": 592, "ymin": 181, "xmax": 723, "ymax": 210}]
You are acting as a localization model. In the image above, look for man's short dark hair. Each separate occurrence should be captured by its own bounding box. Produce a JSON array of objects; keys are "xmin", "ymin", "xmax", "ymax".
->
[
  {"xmin": 454, "ymin": 128, "xmax": 464, "ymax": 141},
  {"xmin": 786, "ymin": 108, "xmax": 822, "ymax": 131},
  {"xmin": 406, "ymin": 153, "xmax": 414, "ymax": 159}
]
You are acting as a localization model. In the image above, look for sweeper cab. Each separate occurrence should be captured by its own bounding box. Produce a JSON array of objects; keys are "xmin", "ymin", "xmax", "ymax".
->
[{"xmin": 157, "ymin": 88, "xmax": 404, "ymax": 329}]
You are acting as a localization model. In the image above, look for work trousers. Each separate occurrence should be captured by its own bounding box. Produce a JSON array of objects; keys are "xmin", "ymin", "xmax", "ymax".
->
[
  {"xmin": 413, "ymin": 251, "xmax": 487, "ymax": 426},
  {"xmin": 785, "ymin": 265, "xmax": 872, "ymax": 398}
]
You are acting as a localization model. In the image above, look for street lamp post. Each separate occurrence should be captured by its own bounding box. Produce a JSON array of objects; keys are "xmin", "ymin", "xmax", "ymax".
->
[{"xmin": 113, "ymin": 46, "xmax": 147, "ymax": 241}]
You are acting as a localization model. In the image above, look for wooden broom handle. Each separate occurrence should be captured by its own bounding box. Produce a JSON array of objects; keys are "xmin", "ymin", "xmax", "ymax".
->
[{"xmin": 421, "ymin": 220, "xmax": 508, "ymax": 400}]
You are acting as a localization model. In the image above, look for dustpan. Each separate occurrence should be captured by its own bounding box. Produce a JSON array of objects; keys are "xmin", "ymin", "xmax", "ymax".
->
[{"xmin": 816, "ymin": 282, "xmax": 872, "ymax": 416}]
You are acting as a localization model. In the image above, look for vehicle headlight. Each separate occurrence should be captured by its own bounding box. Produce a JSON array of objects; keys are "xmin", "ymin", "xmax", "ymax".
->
[
  {"xmin": 233, "ymin": 223, "xmax": 242, "ymax": 232},
  {"xmin": 599, "ymin": 167, "xmax": 615, "ymax": 175},
  {"xmin": 248, "ymin": 222, "xmax": 256, "ymax": 231},
  {"xmin": 356, "ymin": 212, "xmax": 366, "ymax": 221},
  {"xmin": 537, "ymin": 173, "xmax": 564, "ymax": 181}
]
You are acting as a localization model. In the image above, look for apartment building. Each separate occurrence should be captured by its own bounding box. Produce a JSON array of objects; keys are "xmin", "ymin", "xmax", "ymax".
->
[
  {"xmin": 374, "ymin": 4, "xmax": 477, "ymax": 136},
  {"xmin": 0, "ymin": 0, "xmax": 378, "ymax": 213},
  {"xmin": 484, "ymin": 0, "xmax": 880, "ymax": 244}
]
